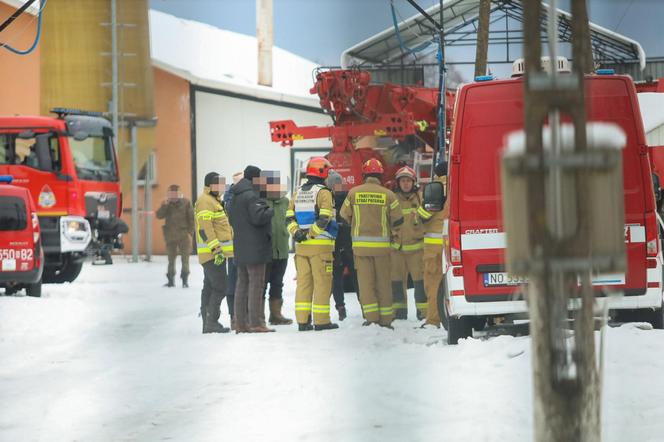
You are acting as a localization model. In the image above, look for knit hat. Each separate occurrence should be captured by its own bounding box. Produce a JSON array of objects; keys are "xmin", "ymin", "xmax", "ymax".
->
[
  {"xmin": 204, "ymin": 172, "xmax": 220, "ymax": 186},
  {"xmin": 168, "ymin": 184, "xmax": 180, "ymax": 191},
  {"xmin": 244, "ymin": 165, "xmax": 261, "ymax": 180}
]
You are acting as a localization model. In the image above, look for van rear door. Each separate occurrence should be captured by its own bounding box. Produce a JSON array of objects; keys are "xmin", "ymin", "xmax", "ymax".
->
[{"xmin": 0, "ymin": 192, "xmax": 35, "ymax": 273}]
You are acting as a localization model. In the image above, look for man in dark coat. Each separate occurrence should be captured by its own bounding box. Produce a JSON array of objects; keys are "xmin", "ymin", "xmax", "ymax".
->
[{"xmin": 228, "ymin": 165, "xmax": 275, "ymax": 333}]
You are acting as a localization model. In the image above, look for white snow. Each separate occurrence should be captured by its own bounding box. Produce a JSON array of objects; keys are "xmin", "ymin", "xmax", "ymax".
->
[
  {"xmin": 638, "ymin": 93, "xmax": 664, "ymax": 134},
  {"xmin": 1, "ymin": 257, "xmax": 664, "ymax": 441},
  {"xmin": 149, "ymin": 10, "xmax": 320, "ymax": 99}
]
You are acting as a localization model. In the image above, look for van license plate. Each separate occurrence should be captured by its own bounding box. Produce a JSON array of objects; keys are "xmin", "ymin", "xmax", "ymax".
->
[
  {"xmin": 483, "ymin": 272, "xmax": 527, "ymax": 287},
  {"xmin": 1, "ymin": 259, "xmax": 16, "ymax": 272},
  {"xmin": 98, "ymin": 206, "xmax": 110, "ymax": 219}
]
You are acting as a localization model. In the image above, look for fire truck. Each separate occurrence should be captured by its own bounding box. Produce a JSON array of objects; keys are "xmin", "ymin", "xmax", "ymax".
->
[{"xmin": 0, "ymin": 109, "xmax": 128, "ymax": 283}]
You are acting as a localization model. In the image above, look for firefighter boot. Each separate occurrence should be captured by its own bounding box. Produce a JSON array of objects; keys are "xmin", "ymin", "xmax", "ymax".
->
[
  {"xmin": 181, "ymin": 273, "xmax": 189, "ymax": 288},
  {"xmin": 269, "ymin": 298, "xmax": 293, "ymax": 325},
  {"xmin": 392, "ymin": 281, "xmax": 407, "ymax": 319},
  {"xmin": 165, "ymin": 274, "xmax": 175, "ymax": 288},
  {"xmin": 314, "ymin": 323, "xmax": 339, "ymax": 331}
]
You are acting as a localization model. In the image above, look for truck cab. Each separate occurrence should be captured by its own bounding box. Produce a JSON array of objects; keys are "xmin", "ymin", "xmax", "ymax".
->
[
  {"xmin": 439, "ymin": 68, "xmax": 663, "ymax": 344},
  {"xmin": 0, "ymin": 175, "xmax": 44, "ymax": 296},
  {"xmin": 0, "ymin": 109, "xmax": 128, "ymax": 283}
]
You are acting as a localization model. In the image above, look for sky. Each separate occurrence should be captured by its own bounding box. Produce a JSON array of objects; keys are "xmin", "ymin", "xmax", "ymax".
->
[{"xmin": 149, "ymin": 0, "xmax": 664, "ymax": 78}]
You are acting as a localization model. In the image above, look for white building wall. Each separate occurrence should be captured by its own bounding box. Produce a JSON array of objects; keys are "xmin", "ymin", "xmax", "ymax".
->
[
  {"xmin": 194, "ymin": 89, "xmax": 331, "ymax": 195},
  {"xmin": 646, "ymin": 125, "xmax": 664, "ymax": 146}
]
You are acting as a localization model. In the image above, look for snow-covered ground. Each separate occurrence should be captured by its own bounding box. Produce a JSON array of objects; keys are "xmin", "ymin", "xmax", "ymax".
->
[{"xmin": 1, "ymin": 256, "xmax": 663, "ymax": 441}]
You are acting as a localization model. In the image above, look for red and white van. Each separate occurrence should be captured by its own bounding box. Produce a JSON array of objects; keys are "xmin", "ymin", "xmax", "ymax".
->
[
  {"xmin": 0, "ymin": 175, "xmax": 44, "ymax": 297},
  {"xmin": 440, "ymin": 69, "xmax": 663, "ymax": 343}
]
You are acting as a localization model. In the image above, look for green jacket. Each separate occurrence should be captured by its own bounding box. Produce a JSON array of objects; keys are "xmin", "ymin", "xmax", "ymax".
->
[{"xmin": 268, "ymin": 197, "xmax": 290, "ymax": 260}]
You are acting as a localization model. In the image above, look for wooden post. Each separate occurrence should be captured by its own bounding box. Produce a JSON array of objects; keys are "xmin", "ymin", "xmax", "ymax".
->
[
  {"xmin": 522, "ymin": 0, "xmax": 600, "ymax": 440},
  {"xmin": 474, "ymin": 0, "xmax": 491, "ymax": 78}
]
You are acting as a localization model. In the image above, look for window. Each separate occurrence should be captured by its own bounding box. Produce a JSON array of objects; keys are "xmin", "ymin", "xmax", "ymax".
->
[
  {"xmin": 0, "ymin": 132, "xmax": 61, "ymax": 171},
  {"xmin": 69, "ymin": 135, "xmax": 118, "ymax": 182},
  {"xmin": 0, "ymin": 196, "xmax": 27, "ymax": 231}
]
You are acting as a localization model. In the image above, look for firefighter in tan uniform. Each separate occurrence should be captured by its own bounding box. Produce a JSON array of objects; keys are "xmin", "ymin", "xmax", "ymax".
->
[
  {"xmin": 195, "ymin": 172, "xmax": 234, "ymax": 334},
  {"xmin": 417, "ymin": 162, "xmax": 448, "ymax": 327},
  {"xmin": 286, "ymin": 157, "xmax": 339, "ymax": 331},
  {"xmin": 340, "ymin": 159, "xmax": 404, "ymax": 328},
  {"xmin": 156, "ymin": 184, "xmax": 195, "ymax": 288},
  {"xmin": 391, "ymin": 166, "xmax": 428, "ymax": 320}
]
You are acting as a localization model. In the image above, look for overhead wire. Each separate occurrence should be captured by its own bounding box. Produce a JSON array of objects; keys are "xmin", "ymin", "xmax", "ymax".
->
[{"xmin": 0, "ymin": 0, "xmax": 46, "ymax": 55}]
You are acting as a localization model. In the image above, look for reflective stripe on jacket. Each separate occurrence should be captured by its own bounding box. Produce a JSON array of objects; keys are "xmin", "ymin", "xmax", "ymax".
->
[
  {"xmin": 194, "ymin": 187, "xmax": 234, "ymax": 265},
  {"xmin": 339, "ymin": 177, "xmax": 403, "ymax": 256},
  {"xmin": 286, "ymin": 182, "xmax": 337, "ymax": 256}
]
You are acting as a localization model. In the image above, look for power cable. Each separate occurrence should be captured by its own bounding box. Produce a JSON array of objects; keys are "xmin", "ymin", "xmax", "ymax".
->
[
  {"xmin": 0, "ymin": 0, "xmax": 46, "ymax": 55},
  {"xmin": 614, "ymin": 0, "xmax": 634, "ymax": 32}
]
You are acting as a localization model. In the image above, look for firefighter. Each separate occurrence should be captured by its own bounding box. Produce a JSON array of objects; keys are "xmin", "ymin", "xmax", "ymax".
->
[
  {"xmin": 156, "ymin": 184, "xmax": 195, "ymax": 288},
  {"xmin": 418, "ymin": 162, "xmax": 448, "ymax": 328},
  {"xmin": 286, "ymin": 157, "xmax": 339, "ymax": 331},
  {"xmin": 194, "ymin": 172, "xmax": 234, "ymax": 334},
  {"xmin": 391, "ymin": 166, "xmax": 427, "ymax": 320},
  {"xmin": 340, "ymin": 159, "xmax": 403, "ymax": 328}
]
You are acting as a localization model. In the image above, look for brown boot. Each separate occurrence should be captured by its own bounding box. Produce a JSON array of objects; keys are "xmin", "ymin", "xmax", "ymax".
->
[
  {"xmin": 248, "ymin": 325, "xmax": 276, "ymax": 333},
  {"xmin": 268, "ymin": 298, "xmax": 293, "ymax": 325}
]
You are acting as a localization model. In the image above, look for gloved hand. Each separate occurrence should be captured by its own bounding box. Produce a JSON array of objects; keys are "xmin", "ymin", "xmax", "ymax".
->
[
  {"xmin": 293, "ymin": 229, "xmax": 308, "ymax": 243},
  {"xmin": 210, "ymin": 244, "xmax": 223, "ymax": 256},
  {"xmin": 214, "ymin": 254, "xmax": 225, "ymax": 266}
]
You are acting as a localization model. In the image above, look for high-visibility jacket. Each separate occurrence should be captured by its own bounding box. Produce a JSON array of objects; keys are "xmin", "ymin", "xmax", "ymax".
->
[
  {"xmin": 194, "ymin": 187, "xmax": 234, "ymax": 265},
  {"xmin": 339, "ymin": 176, "xmax": 404, "ymax": 256},
  {"xmin": 418, "ymin": 177, "xmax": 448, "ymax": 256},
  {"xmin": 394, "ymin": 190, "xmax": 424, "ymax": 253},
  {"xmin": 286, "ymin": 181, "xmax": 337, "ymax": 256}
]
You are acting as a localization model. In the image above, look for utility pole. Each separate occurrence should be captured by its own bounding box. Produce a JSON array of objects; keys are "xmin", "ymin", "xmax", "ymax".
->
[
  {"xmin": 110, "ymin": 0, "xmax": 119, "ymax": 149},
  {"xmin": 256, "ymin": 0, "xmax": 273, "ymax": 87},
  {"xmin": 474, "ymin": 0, "xmax": 491, "ymax": 78},
  {"xmin": 501, "ymin": 0, "xmax": 624, "ymax": 440}
]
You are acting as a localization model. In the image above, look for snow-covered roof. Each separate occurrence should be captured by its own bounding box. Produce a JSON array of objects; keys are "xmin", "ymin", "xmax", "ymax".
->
[
  {"xmin": 149, "ymin": 9, "xmax": 320, "ymax": 104},
  {"xmin": 638, "ymin": 93, "xmax": 664, "ymax": 133}
]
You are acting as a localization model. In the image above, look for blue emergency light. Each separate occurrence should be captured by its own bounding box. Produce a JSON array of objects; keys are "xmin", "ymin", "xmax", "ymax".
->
[
  {"xmin": 596, "ymin": 69, "xmax": 615, "ymax": 75},
  {"xmin": 475, "ymin": 75, "xmax": 495, "ymax": 82},
  {"xmin": 0, "ymin": 175, "xmax": 13, "ymax": 184}
]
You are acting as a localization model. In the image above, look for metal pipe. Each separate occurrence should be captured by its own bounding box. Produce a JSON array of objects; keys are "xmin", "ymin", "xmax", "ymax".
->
[
  {"xmin": 131, "ymin": 124, "xmax": 138, "ymax": 263},
  {"xmin": 111, "ymin": 0, "xmax": 119, "ymax": 150},
  {"xmin": 256, "ymin": 0, "xmax": 273, "ymax": 86}
]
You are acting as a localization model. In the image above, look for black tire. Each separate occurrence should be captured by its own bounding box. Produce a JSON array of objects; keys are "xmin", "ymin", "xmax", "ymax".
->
[
  {"xmin": 43, "ymin": 261, "xmax": 83, "ymax": 284},
  {"xmin": 447, "ymin": 315, "xmax": 473, "ymax": 345},
  {"xmin": 652, "ymin": 308, "xmax": 664, "ymax": 329},
  {"xmin": 472, "ymin": 316, "xmax": 487, "ymax": 331},
  {"xmin": 26, "ymin": 281, "xmax": 42, "ymax": 297},
  {"xmin": 437, "ymin": 278, "xmax": 448, "ymax": 331}
]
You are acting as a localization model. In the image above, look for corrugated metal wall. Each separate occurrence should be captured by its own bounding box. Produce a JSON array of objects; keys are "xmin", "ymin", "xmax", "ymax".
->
[{"xmin": 602, "ymin": 58, "xmax": 664, "ymax": 82}]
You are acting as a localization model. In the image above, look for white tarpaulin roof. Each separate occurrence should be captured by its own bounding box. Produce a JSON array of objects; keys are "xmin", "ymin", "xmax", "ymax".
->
[
  {"xmin": 342, "ymin": 0, "xmax": 646, "ymax": 70},
  {"xmin": 149, "ymin": 10, "xmax": 319, "ymax": 102}
]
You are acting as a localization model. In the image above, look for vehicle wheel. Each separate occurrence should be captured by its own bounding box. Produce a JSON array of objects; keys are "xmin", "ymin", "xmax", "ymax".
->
[
  {"xmin": 43, "ymin": 261, "xmax": 83, "ymax": 284},
  {"xmin": 472, "ymin": 316, "xmax": 487, "ymax": 331},
  {"xmin": 651, "ymin": 307, "xmax": 664, "ymax": 329},
  {"xmin": 437, "ymin": 278, "xmax": 448, "ymax": 331},
  {"xmin": 26, "ymin": 281, "xmax": 42, "ymax": 297},
  {"xmin": 447, "ymin": 315, "xmax": 472, "ymax": 345}
]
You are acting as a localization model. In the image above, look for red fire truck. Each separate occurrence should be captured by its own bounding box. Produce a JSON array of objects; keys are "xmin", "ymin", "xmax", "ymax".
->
[{"xmin": 0, "ymin": 109, "xmax": 128, "ymax": 283}]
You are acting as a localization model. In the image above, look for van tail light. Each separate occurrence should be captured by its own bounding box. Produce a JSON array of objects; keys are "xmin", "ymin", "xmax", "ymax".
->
[
  {"xmin": 645, "ymin": 211, "xmax": 659, "ymax": 257},
  {"xmin": 32, "ymin": 213, "xmax": 40, "ymax": 243},
  {"xmin": 450, "ymin": 219, "xmax": 462, "ymax": 265}
]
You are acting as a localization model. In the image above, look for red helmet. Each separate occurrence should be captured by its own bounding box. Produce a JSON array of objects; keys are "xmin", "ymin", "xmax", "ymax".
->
[
  {"xmin": 362, "ymin": 158, "xmax": 384, "ymax": 175},
  {"xmin": 306, "ymin": 157, "xmax": 332, "ymax": 179},
  {"xmin": 395, "ymin": 166, "xmax": 416, "ymax": 182}
]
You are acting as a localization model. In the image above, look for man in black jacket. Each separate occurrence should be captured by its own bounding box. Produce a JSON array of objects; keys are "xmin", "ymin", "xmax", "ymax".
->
[{"xmin": 228, "ymin": 165, "xmax": 275, "ymax": 333}]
